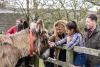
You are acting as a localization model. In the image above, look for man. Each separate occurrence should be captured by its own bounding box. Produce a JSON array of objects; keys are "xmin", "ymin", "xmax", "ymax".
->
[{"xmin": 85, "ymin": 14, "xmax": 100, "ymax": 67}]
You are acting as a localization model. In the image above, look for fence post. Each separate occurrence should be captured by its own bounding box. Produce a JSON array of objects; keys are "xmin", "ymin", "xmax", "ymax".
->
[
  {"xmin": 66, "ymin": 49, "xmax": 73, "ymax": 64},
  {"xmin": 34, "ymin": 55, "xmax": 39, "ymax": 67},
  {"xmin": 54, "ymin": 48, "xmax": 60, "ymax": 67},
  {"xmin": 66, "ymin": 37, "xmax": 73, "ymax": 64},
  {"xmin": 31, "ymin": 55, "xmax": 39, "ymax": 67}
]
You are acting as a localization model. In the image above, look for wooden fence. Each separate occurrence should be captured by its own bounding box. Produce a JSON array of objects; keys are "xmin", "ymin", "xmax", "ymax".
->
[
  {"xmin": 44, "ymin": 46, "xmax": 100, "ymax": 67},
  {"xmin": 33, "ymin": 45, "xmax": 100, "ymax": 67}
]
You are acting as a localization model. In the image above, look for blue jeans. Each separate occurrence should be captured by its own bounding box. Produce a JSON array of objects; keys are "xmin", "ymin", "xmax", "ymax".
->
[{"xmin": 74, "ymin": 53, "xmax": 86, "ymax": 66}]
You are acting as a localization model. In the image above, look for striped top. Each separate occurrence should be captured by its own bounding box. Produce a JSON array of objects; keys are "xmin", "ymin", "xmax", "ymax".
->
[{"xmin": 55, "ymin": 33, "xmax": 85, "ymax": 48}]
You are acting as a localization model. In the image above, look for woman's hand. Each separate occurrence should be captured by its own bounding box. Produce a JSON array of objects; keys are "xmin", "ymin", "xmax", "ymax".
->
[{"xmin": 48, "ymin": 41, "xmax": 55, "ymax": 47}]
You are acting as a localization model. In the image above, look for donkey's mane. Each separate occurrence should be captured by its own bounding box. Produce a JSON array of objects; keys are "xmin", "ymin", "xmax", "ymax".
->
[{"xmin": 6, "ymin": 29, "xmax": 31, "ymax": 56}]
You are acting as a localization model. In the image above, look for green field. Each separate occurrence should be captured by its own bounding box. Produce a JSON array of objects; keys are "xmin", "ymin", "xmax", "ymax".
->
[{"xmin": 39, "ymin": 59, "xmax": 45, "ymax": 67}]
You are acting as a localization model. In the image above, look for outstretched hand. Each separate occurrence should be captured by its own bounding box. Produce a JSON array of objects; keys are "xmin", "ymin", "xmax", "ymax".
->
[{"xmin": 48, "ymin": 41, "xmax": 55, "ymax": 47}]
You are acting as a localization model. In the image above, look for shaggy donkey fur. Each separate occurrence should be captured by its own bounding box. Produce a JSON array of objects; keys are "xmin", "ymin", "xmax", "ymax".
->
[{"xmin": 0, "ymin": 20, "xmax": 49, "ymax": 67}]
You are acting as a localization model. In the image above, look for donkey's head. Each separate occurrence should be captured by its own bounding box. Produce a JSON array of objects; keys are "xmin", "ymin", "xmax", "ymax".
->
[
  {"xmin": 30, "ymin": 19, "xmax": 49, "ymax": 59},
  {"xmin": 30, "ymin": 19, "xmax": 44, "ymax": 35}
]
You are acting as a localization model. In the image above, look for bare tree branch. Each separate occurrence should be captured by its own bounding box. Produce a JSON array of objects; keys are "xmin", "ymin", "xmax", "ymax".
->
[
  {"xmin": 58, "ymin": 0, "xmax": 69, "ymax": 20},
  {"xmin": 86, "ymin": 0, "xmax": 100, "ymax": 6}
]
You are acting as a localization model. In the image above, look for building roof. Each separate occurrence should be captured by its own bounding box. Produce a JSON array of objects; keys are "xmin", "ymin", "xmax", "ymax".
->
[{"xmin": 0, "ymin": 8, "xmax": 15, "ymax": 13}]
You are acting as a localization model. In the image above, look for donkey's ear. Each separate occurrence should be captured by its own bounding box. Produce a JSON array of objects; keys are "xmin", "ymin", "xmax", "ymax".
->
[
  {"xmin": 36, "ymin": 19, "xmax": 43, "ymax": 24},
  {"xmin": 23, "ymin": 21, "xmax": 29, "ymax": 29}
]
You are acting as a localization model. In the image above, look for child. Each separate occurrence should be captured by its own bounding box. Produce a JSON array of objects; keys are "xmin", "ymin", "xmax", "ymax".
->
[{"xmin": 49, "ymin": 21, "xmax": 86, "ymax": 67}]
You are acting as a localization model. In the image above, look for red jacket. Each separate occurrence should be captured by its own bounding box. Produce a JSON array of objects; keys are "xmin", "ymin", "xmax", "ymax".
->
[{"xmin": 5, "ymin": 25, "xmax": 17, "ymax": 35}]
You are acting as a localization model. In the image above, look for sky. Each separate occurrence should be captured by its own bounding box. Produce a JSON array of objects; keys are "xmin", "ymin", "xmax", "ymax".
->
[{"xmin": 6, "ymin": 0, "xmax": 100, "ymax": 11}]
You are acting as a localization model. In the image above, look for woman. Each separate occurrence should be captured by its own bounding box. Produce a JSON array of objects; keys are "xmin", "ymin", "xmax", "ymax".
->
[
  {"xmin": 45, "ymin": 20, "xmax": 67, "ymax": 67},
  {"xmin": 5, "ymin": 19, "xmax": 29, "ymax": 35},
  {"xmin": 5, "ymin": 19, "xmax": 22, "ymax": 34}
]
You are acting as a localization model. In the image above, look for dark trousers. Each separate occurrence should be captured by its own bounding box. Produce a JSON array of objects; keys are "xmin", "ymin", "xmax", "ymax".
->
[
  {"xmin": 85, "ymin": 60, "xmax": 100, "ymax": 67},
  {"xmin": 58, "ymin": 50, "xmax": 66, "ymax": 67}
]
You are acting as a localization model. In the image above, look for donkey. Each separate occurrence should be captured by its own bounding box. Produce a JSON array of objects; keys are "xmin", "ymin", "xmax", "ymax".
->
[{"xmin": 0, "ymin": 19, "xmax": 49, "ymax": 67}]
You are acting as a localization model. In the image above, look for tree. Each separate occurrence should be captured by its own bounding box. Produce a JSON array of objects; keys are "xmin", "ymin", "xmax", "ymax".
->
[
  {"xmin": 0, "ymin": 0, "xmax": 8, "ymax": 8},
  {"xmin": 3, "ymin": 0, "xmax": 99, "ymax": 30},
  {"xmin": 86, "ymin": 0, "xmax": 100, "ymax": 6}
]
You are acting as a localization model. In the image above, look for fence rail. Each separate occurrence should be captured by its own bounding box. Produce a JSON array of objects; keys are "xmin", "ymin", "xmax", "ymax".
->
[
  {"xmin": 46, "ymin": 57, "xmax": 76, "ymax": 67},
  {"xmin": 44, "ymin": 45, "xmax": 100, "ymax": 67}
]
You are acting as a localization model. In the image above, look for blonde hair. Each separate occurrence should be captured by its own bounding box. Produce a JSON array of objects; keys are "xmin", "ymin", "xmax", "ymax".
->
[{"xmin": 53, "ymin": 20, "xmax": 68, "ymax": 36}]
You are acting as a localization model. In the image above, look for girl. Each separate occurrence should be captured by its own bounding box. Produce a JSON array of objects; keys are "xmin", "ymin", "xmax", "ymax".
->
[{"xmin": 49, "ymin": 21, "xmax": 86, "ymax": 67}]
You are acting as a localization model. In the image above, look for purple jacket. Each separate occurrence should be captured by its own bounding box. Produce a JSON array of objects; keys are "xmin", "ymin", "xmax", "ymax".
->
[{"xmin": 55, "ymin": 33, "xmax": 85, "ymax": 48}]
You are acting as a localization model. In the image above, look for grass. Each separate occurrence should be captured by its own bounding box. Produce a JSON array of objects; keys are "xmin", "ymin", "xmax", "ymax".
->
[{"xmin": 39, "ymin": 59, "xmax": 45, "ymax": 67}]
